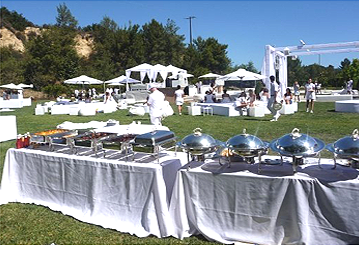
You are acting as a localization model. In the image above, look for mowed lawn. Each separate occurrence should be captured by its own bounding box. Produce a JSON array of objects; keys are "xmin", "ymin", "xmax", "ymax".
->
[{"xmin": 0, "ymin": 100, "xmax": 358, "ymax": 245}]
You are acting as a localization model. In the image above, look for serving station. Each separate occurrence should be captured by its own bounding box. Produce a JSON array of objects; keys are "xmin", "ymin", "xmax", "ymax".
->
[{"xmin": 1, "ymin": 125, "xmax": 359, "ymax": 244}]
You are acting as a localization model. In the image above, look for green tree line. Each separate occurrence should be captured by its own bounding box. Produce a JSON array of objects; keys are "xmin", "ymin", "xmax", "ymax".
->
[{"xmin": 1, "ymin": 4, "xmax": 358, "ymax": 97}]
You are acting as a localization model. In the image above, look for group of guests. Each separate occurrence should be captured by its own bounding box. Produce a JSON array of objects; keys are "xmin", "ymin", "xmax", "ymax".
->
[
  {"xmin": 2, "ymin": 89, "xmax": 22, "ymax": 100},
  {"xmin": 74, "ymin": 88, "xmax": 97, "ymax": 102},
  {"xmin": 148, "ymin": 76, "xmax": 354, "ymax": 125}
]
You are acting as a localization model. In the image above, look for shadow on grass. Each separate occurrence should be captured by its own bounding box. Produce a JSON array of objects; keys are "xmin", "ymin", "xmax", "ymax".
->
[{"xmin": 243, "ymin": 118, "xmax": 271, "ymax": 122}]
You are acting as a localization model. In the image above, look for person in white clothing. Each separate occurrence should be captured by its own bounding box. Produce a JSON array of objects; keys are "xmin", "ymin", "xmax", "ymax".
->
[
  {"xmin": 147, "ymin": 85, "xmax": 165, "ymax": 125},
  {"xmin": 347, "ymin": 79, "xmax": 353, "ymax": 94},
  {"xmin": 293, "ymin": 81, "xmax": 300, "ymax": 102},
  {"xmin": 305, "ymin": 78, "xmax": 316, "ymax": 113},
  {"xmin": 267, "ymin": 75, "xmax": 281, "ymax": 121},
  {"xmin": 174, "ymin": 85, "xmax": 184, "ymax": 115}
]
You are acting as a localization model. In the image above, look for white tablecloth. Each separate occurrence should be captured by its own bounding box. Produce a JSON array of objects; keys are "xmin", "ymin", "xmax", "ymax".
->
[
  {"xmin": 169, "ymin": 157, "xmax": 359, "ymax": 244},
  {"xmin": 0, "ymin": 148, "xmax": 187, "ymax": 238}
]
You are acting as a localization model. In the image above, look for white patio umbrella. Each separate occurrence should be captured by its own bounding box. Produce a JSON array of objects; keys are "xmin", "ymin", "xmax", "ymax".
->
[
  {"xmin": 64, "ymin": 75, "xmax": 103, "ymax": 91},
  {"xmin": 168, "ymin": 73, "xmax": 194, "ymax": 79},
  {"xmin": 64, "ymin": 75, "xmax": 103, "ymax": 86},
  {"xmin": 198, "ymin": 73, "xmax": 221, "ymax": 79},
  {"xmin": 0, "ymin": 83, "xmax": 22, "ymax": 90},
  {"xmin": 222, "ymin": 69, "xmax": 266, "ymax": 81},
  {"xmin": 16, "ymin": 83, "xmax": 34, "ymax": 89},
  {"xmin": 105, "ymin": 75, "xmax": 140, "ymax": 84}
]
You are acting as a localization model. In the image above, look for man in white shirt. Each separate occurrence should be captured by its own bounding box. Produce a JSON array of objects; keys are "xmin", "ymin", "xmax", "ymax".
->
[
  {"xmin": 147, "ymin": 85, "xmax": 165, "ymax": 125},
  {"xmin": 267, "ymin": 75, "xmax": 281, "ymax": 121}
]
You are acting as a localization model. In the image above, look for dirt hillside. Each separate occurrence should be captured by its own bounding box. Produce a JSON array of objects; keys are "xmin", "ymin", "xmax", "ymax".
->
[{"xmin": 0, "ymin": 26, "xmax": 94, "ymax": 58}]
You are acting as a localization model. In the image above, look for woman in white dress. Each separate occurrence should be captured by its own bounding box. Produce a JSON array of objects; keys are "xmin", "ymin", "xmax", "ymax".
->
[
  {"xmin": 174, "ymin": 85, "xmax": 184, "ymax": 115},
  {"xmin": 305, "ymin": 78, "xmax": 316, "ymax": 113}
]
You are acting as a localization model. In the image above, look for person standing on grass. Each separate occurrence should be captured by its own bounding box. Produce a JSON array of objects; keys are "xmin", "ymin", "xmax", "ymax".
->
[
  {"xmin": 305, "ymin": 78, "xmax": 316, "ymax": 113},
  {"xmin": 174, "ymin": 85, "xmax": 184, "ymax": 115},
  {"xmin": 293, "ymin": 81, "xmax": 300, "ymax": 102},
  {"xmin": 267, "ymin": 75, "xmax": 281, "ymax": 122},
  {"xmin": 147, "ymin": 85, "xmax": 165, "ymax": 125}
]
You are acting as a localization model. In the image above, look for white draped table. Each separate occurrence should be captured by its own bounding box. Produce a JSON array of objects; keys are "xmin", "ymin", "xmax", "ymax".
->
[
  {"xmin": 169, "ymin": 157, "xmax": 359, "ymax": 244},
  {"xmin": 0, "ymin": 148, "xmax": 187, "ymax": 238}
]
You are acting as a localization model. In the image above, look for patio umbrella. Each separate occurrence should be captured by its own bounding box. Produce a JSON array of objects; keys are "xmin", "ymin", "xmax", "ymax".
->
[
  {"xmin": 16, "ymin": 83, "xmax": 34, "ymax": 89},
  {"xmin": 222, "ymin": 69, "xmax": 266, "ymax": 81},
  {"xmin": 0, "ymin": 83, "xmax": 22, "ymax": 90},
  {"xmin": 64, "ymin": 75, "xmax": 103, "ymax": 91},
  {"xmin": 105, "ymin": 75, "xmax": 140, "ymax": 84},
  {"xmin": 198, "ymin": 73, "xmax": 221, "ymax": 79},
  {"xmin": 168, "ymin": 73, "xmax": 194, "ymax": 79},
  {"xmin": 64, "ymin": 75, "xmax": 103, "ymax": 85}
]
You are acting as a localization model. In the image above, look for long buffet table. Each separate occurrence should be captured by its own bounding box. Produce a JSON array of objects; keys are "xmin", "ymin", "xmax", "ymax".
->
[
  {"xmin": 0, "ymin": 147, "xmax": 187, "ymax": 238},
  {"xmin": 1, "ymin": 146, "xmax": 359, "ymax": 244},
  {"xmin": 169, "ymin": 158, "xmax": 359, "ymax": 244}
]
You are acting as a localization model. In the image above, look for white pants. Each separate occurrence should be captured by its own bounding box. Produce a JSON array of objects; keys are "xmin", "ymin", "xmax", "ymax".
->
[{"xmin": 150, "ymin": 115, "xmax": 162, "ymax": 125}]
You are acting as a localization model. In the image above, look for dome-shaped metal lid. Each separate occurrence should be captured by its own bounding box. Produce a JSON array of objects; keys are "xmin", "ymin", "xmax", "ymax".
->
[
  {"xmin": 270, "ymin": 128, "xmax": 325, "ymax": 157},
  {"xmin": 180, "ymin": 128, "xmax": 219, "ymax": 150},
  {"xmin": 326, "ymin": 129, "xmax": 359, "ymax": 157},
  {"xmin": 227, "ymin": 129, "xmax": 268, "ymax": 151}
]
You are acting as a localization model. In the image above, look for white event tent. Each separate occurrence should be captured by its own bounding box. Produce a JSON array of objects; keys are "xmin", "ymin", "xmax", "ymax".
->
[{"xmin": 125, "ymin": 63, "xmax": 188, "ymax": 91}]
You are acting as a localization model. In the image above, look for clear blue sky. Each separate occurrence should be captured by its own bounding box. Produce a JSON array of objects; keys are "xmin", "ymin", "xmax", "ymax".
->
[{"xmin": 2, "ymin": 0, "xmax": 359, "ymax": 71}]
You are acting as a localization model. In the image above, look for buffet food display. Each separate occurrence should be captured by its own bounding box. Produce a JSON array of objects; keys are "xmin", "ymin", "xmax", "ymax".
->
[
  {"xmin": 176, "ymin": 128, "xmax": 224, "ymax": 162},
  {"xmin": 223, "ymin": 128, "xmax": 269, "ymax": 171},
  {"xmin": 269, "ymin": 128, "xmax": 326, "ymax": 173},
  {"xmin": 17, "ymin": 124, "xmax": 359, "ymax": 172},
  {"xmin": 326, "ymin": 129, "xmax": 359, "ymax": 169}
]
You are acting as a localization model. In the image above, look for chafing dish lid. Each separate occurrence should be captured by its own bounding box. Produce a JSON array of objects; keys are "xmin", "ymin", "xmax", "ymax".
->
[
  {"xmin": 226, "ymin": 129, "xmax": 268, "ymax": 151},
  {"xmin": 326, "ymin": 129, "xmax": 359, "ymax": 156},
  {"xmin": 270, "ymin": 128, "xmax": 325, "ymax": 156},
  {"xmin": 134, "ymin": 130, "xmax": 175, "ymax": 145},
  {"xmin": 180, "ymin": 128, "xmax": 219, "ymax": 149}
]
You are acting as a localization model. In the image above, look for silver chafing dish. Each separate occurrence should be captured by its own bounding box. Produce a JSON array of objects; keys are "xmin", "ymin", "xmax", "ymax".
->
[
  {"xmin": 269, "ymin": 128, "xmax": 325, "ymax": 173},
  {"xmin": 71, "ymin": 131, "xmax": 117, "ymax": 157},
  {"xmin": 30, "ymin": 129, "xmax": 72, "ymax": 143},
  {"xmin": 326, "ymin": 129, "xmax": 359, "ymax": 169},
  {"xmin": 222, "ymin": 129, "xmax": 269, "ymax": 170},
  {"xmin": 176, "ymin": 128, "xmax": 224, "ymax": 162},
  {"xmin": 30, "ymin": 129, "xmax": 78, "ymax": 151},
  {"xmin": 130, "ymin": 130, "xmax": 177, "ymax": 163}
]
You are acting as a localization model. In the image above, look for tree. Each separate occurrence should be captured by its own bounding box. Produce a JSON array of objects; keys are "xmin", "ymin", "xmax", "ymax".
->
[
  {"xmin": 183, "ymin": 36, "xmax": 231, "ymax": 80},
  {"xmin": 23, "ymin": 27, "xmax": 80, "ymax": 90},
  {"xmin": 0, "ymin": 7, "xmax": 34, "ymax": 31},
  {"xmin": 342, "ymin": 58, "xmax": 359, "ymax": 89},
  {"xmin": 55, "ymin": 3, "xmax": 78, "ymax": 29},
  {"xmin": 0, "ymin": 46, "xmax": 25, "ymax": 84}
]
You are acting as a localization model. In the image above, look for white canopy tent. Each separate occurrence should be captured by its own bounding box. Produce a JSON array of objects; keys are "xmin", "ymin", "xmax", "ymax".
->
[
  {"xmin": 261, "ymin": 41, "xmax": 359, "ymax": 97},
  {"xmin": 125, "ymin": 63, "xmax": 188, "ymax": 91}
]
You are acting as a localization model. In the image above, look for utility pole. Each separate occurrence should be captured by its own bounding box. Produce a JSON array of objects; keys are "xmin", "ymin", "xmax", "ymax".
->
[{"xmin": 185, "ymin": 16, "xmax": 196, "ymax": 46}]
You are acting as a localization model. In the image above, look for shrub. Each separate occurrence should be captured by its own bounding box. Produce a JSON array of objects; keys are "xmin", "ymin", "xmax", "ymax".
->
[{"xmin": 42, "ymin": 84, "xmax": 68, "ymax": 98}]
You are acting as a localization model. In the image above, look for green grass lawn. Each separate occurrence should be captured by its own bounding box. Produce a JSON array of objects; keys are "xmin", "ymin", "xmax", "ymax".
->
[{"xmin": 0, "ymin": 100, "xmax": 358, "ymax": 245}]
